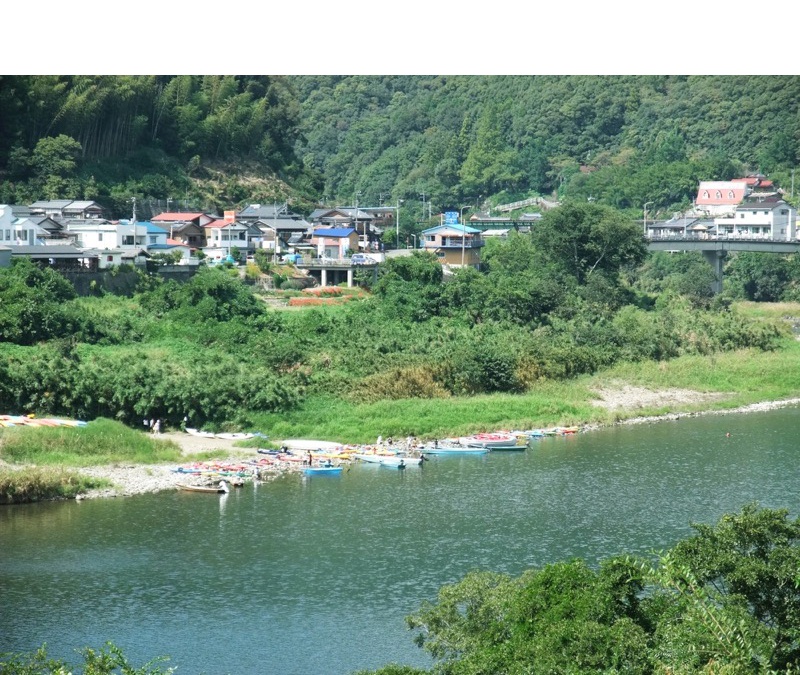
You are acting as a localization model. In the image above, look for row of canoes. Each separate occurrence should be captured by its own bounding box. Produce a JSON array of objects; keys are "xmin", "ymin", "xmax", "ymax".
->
[{"xmin": 0, "ymin": 414, "xmax": 87, "ymax": 429}]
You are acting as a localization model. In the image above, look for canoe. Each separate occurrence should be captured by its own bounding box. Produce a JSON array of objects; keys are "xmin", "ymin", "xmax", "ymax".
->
[
  {"xmin": 420, "ymin": 444, "xmax": 489, "ymax": 455},
  {"xmin": 353, "ymin": 453, "xmax": 399, "ymax": 464},
  {"xmin": 176, "ymin": 481, "xmax": 230, "ymax": 493},
  {"xmin": 303, "ymin": 466, "xmax": 343, "ymax": 476},
  {"xmin": 457, "ymin": 432, "xmax": 525, "ymax": 450},
  {"xmin": 281, "ymin": 439, "xmax": 344, "ymax": 452},
  {"xmin": 185, "ymin": 428, "xmax": 216, "ymax": 438}
]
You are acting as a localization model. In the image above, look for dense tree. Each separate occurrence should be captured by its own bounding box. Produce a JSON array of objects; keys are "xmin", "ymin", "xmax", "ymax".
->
[
  {"xmin": 725, "ymin": 252, "xmax": 794, "ymax": 302},
  {"xmin": 533, "ymin": 202, "xmax": 648, "ymax": 284},
  {"xmin": 355, "ymin": 505, "xmax": 800, "ymax": 674}
]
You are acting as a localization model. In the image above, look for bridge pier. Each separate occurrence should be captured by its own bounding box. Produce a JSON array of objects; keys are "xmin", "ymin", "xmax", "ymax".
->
[{"xmin": 701, "ymin": 249, "xmax": 726, "ymax": 295}]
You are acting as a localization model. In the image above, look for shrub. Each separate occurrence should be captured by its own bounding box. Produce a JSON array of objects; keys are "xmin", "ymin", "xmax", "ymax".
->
[{"xmin": 347, "ymin": 366, "xmax": 451, "ymax": 403}]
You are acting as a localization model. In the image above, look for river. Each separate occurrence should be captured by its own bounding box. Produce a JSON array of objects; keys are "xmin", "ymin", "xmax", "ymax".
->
[{"xmin": 1, "ymin": 406, "xmax": 799, "ymax": 674}]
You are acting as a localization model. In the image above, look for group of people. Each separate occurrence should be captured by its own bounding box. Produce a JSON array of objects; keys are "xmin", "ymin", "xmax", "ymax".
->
[
  {"xmin": 375, "ymin": 435, "xmax": 420, "ymax": 453},
  {"xmin": 145, "ymin": 418, "xmax": 161, "ymax": 435}
]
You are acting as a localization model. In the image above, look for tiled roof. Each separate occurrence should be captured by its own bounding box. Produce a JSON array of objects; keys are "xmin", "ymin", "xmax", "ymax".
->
[
  {"xmin": 152, "ymin": 212, "xmax": 206, "ymax": 221},
  {"xmin": 312, "ymin": 228, "xmax": 356, "ymax": 237}
]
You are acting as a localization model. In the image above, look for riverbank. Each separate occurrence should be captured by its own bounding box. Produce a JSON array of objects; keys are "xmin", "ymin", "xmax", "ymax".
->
[{"xmin": 70, "ymin": 387, "xmax": 800, "ymax": 499}]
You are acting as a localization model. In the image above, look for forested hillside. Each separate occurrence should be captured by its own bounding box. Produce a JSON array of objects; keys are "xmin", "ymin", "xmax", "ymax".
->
[{"xmin": 0, "ymin": 75, "xmax": 797, "ymax": 222}]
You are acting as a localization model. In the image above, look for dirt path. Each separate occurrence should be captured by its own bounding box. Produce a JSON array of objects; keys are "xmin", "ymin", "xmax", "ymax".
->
[{"xmin": 158, "ymin": 431, "xmax": 253, "ymax": 456}]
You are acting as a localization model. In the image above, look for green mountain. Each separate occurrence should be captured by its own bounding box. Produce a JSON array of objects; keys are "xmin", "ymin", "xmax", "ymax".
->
[{"xmin": 1, "ymin": 75, "xmax": 798, "ymax": 220}]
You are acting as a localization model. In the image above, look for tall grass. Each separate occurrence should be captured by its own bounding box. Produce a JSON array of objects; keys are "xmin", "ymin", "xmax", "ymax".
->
[
  {"xmin": 0, "ymin": 418, "xmax": 182, "ymax": 466},
  {"xmin": 245, "ymin": 339, "xmax": 800, "ymax": 444},
  {"xmin": 0, "ymin": 467, "xmax": 110, "ymax": 504}
]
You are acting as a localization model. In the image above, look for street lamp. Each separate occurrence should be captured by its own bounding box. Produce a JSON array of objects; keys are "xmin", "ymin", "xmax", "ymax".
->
[{"xmin": 643, "ymin": 201, "xmax": 654, "ymax": 237}]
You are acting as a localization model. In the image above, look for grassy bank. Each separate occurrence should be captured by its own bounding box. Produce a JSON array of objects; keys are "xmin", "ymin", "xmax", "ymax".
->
[
  {"xmin": 0, "ymin": 418, "xmax": 182, "ymax": 466},
  {"xmin": 0, "ymin": 467, "xmax": 111, "ymax": 504},
  {"xmin": 245, "ymin": 337, "xmax": 800, "ymax": 444},
  {"xmin": 0, "ymin": 418, "xmax": 182, "ymax": 503}
]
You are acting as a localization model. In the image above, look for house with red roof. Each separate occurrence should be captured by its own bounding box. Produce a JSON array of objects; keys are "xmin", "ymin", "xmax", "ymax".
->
[
  {"xmin": 695, "ymin": 174, "xmax": 779, "ymax": 216},
  {"xmin": 152, "ymin": 212, "xmax": 215, "ymax": 249},
  {"xmin": 695, "ymin": 181, "xmax": 748, "ymax": 216},
  {"xmin": 202, "ymin": 218, "xmax": 251, "ymax": 261}
]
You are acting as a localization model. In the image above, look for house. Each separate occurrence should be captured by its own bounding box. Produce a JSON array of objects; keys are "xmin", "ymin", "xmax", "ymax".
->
[
  {"xmin": 714, "ymin": 198, "xmax": 796, "ymax": 240},
  {"xmin": 202, "ymin": 218, "xmax": 251, "ymax": 261},
  {"xmin": 29, "ymin": 200, "xmax": 104, "ymax": 219},
  {"xmin": 148, "ymin": 238, "xmax": 193, "ymax": 264},
  {"xmin": 251, "ymin": 216, "xmax": 312, "ymax": 253},
  {"xmin": 63, "ymin": 219, "xmax": 122, "ymax": 250},
  {"xmin": 310, "ymin": 227, "xmax": 359, "ymax": 259},
  {"xmin": 81, "ymin": 248, "xmax": 125, "ymax": 270},
  {"xmin": 694, "ymin": 181, "xmax": 748, "ymax": 216},
  {"xmin": 0, "ymin": 204, "xmax": 53, "ymax": 245},
  {"xmin": 694, "ymin": 174, "xmax": 781, "ymax": 217},
  {"xmin": 421, "ymin": 219, "xmax": 484, "ymax": 269},
  {"xmin": 309, "ymin": 207, "xmax": 382, "ymax": 250},
  {"xmin": 237, "ymin": 203, "xmax": 290, "ymax": 221},
  {"xmin": 152, "ymin": 212, "xmax": 215, "ymax": 248},
  {"xmin": 8, "ymin": 244, "xmax": 90, "ymax": 270},
  {"xmin": 143, "ymin": 223, "xmax": 168, "ymax": 247},
  {"xmin": 647, "ymin": 215, "xmax": 715, "ymax": 238},
  {"xmin": 24, "ymin": 215, "xmax": 68, "ymax": 244}
]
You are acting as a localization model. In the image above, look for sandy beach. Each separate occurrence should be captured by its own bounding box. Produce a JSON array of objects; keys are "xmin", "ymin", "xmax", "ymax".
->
[{"xmin": 66, "ymin": 386, "xmax": 800, "ymax": 500}]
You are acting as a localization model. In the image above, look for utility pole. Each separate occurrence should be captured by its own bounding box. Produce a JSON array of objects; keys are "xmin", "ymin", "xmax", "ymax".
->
[{"xmin": 131, "ymin": 197, "xmax": 137, "ymax": 250}]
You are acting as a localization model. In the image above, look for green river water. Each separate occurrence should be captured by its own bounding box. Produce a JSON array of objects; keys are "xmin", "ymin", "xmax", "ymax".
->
[{"xmin": 1, "ymin": 406, "xmax": 799, "ymax": 674}]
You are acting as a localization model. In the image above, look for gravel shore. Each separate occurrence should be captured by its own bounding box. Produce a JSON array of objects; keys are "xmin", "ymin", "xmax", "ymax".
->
[{"xmin": 75, "ymin": 388, "xmax": 800, "ymax": 499}]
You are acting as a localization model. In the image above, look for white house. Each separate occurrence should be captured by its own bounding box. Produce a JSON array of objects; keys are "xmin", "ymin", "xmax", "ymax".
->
[
  {"xmin": 0, "ymin": 205, "xmax": 53, "ymax": 245},
  {"xmin": 714, "ymin": 199, "xmax": 796, "ymax": 240},
  {"xmin": 202, "ymin": 218, "xmax": 250, "ymax": 261}
]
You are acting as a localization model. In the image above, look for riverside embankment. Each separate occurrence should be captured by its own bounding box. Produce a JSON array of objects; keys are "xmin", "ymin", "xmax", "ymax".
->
[{"xmin": 71, "ymin": 386, "xmax": 800, "ymax": 498}]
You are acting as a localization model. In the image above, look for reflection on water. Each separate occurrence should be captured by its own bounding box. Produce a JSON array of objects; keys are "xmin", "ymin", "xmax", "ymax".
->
[{"xmin": 1, "ymin": 406, "xmax": 799, "ymax": 674}]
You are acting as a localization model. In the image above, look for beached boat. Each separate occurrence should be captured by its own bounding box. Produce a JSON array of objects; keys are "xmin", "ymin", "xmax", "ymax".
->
[
  {"xmin": 516, "ymin": 426, "xmax": 581, "ymax": 440},
  {"xmin": 457, "ymin": 432, "xmax": 526, "ymax": 450},
  {"xmin": 185, "ymin": 428, "xmax": 216, "ymax": 438},
  {"xmin": 176, "ymin": 480, "xmax": 230, "ymax": 493},
  {"xmin": 420, "ymin": 443, "xmax": 489, "ymax": 455},
  {"xmin": 303, "ymin": 465, "xmax": 343, "ymax": 476},
  {"xmin": 282, "ymin": 439, "xmax": 344, "ymax": 452}
]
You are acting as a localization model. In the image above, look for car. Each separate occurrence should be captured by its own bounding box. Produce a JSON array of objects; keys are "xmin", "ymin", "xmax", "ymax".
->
[{"xmin": 350, "ymin": 253, "xmax": 375, "ymax": 265}]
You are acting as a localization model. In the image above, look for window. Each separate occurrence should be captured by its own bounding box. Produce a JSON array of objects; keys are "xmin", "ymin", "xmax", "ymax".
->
[
  {"xmin": 740, "ymin": 213, "xmax": 745, "ymax": 218},
  {"xmin": 715, "ymin": 191, "xmax": 722, "ymax": 199},
  {"xmin": 98, "ymin": 232, "xmax": 103, "ymax": 242},
  {"xmin": 702, "ymin": 190, "xmax": 709, "ymax": 198},
  {"xmin": 728, "ymin": 191, "xmax": 735, "ymax": 199},
  {"xmin": 149, "ymin": 235, "xmax": 157, "ymax": 244},
  {"xmin": 781, "ymin": 210, "xmax": 788, "ymax": 215}
]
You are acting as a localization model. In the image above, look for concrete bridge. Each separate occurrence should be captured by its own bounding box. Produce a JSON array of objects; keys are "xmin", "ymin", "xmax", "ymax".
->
[
  {"xmin": 647, "ymin": 236, "xmax": 800, "ymax": 293},
  {"xmin": 295, "ymin": 257, "xmax": 379, "ymax": 287}
]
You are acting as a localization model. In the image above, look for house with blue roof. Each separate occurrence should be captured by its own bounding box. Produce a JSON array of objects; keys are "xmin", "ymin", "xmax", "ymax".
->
[
  {"xmin": 421, "ymin": 221, "xmax": 484, "ymax": 269},
  {"xmin": 310, "ymin": 227, "xmax": 359, "ymax": 259}
]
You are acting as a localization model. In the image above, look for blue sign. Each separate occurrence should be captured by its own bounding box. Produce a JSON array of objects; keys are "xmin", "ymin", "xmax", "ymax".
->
[{"xmin": 444, "ymin": 211, "xmax": 459, "ymax": 224}]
